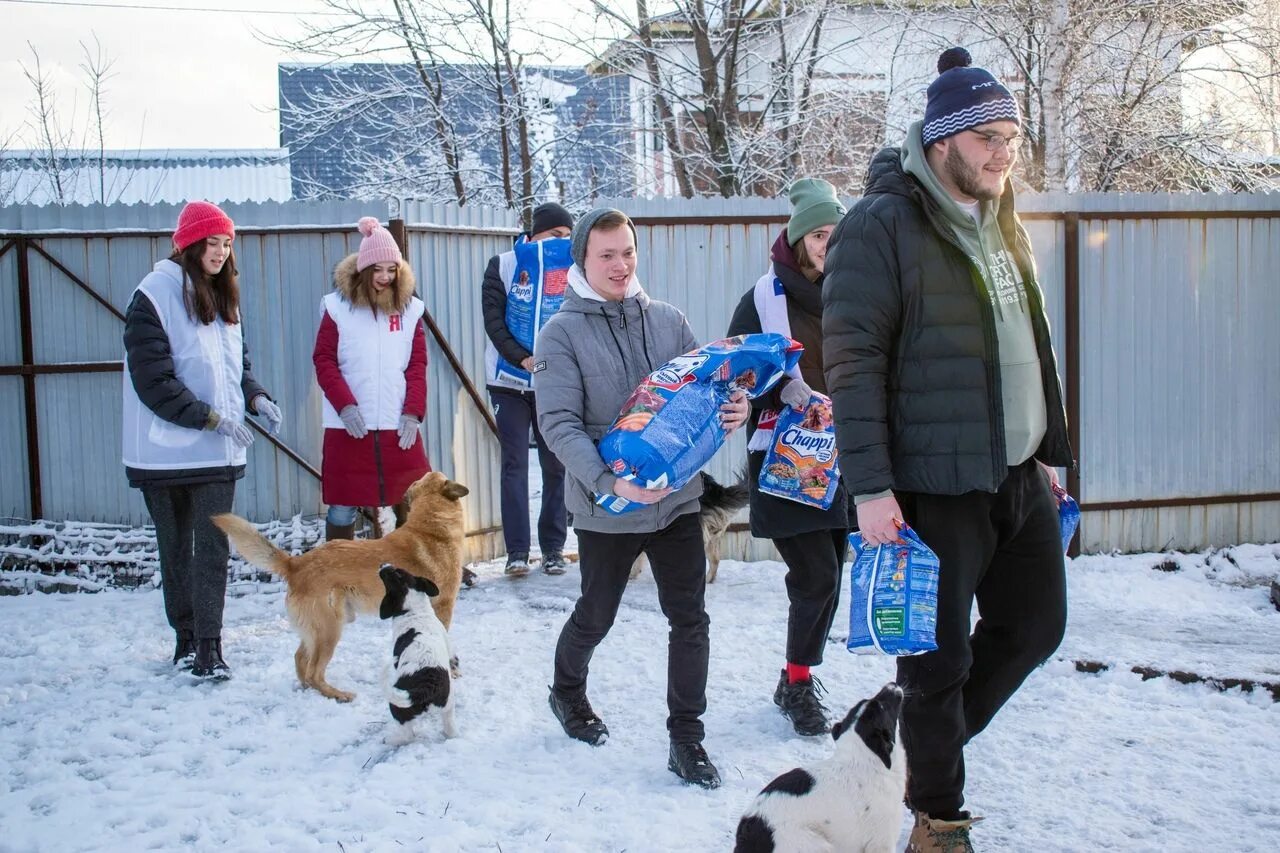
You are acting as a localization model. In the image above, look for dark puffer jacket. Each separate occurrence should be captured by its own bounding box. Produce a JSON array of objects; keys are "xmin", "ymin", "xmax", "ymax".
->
[
  {"xmin": 822, "ymin": 147, "xmax": 1072, "ymax": 498},
  {"xmin": 727, "ymin": 232, "xmax": 850, "ymax": 539}
]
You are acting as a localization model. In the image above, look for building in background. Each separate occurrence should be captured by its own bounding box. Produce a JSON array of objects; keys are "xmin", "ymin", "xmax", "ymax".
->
[
  {"xmin": 0, "ymin": 149, "xmax": 292, "ymax": 207},
  {"xmin": 279, "ymin": 63, "xmax": 632, "ymax": 207}
]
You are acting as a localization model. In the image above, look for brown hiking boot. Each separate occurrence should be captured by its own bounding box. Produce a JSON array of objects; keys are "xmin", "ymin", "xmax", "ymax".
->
[{"xmin": 906, "ymin": 811, "xmax": 982, "ymax": 852}]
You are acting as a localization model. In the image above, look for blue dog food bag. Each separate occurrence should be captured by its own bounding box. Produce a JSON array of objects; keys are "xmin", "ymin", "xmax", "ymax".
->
[
  {"xmin": 758, "ymin": 392, "xmax": 839, "ymax": 510},
  {"xmin": 595, "ymin": 333, "xmax": 802, "ymax": 514},
  {"xmin": 1054, "ymin": 484, "xmax": 1080, "ymax": 553},
  {"xmin": 847, "ymin": 525, "xmax": 940, "ymax": 656}
]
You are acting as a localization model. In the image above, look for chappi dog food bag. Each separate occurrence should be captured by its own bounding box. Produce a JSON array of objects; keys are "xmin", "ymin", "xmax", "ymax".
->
[
  {"xmin": 595, "ymin": 333, "xmax": 802, "ymax": 514},
  {"xmin": 757, "ymin": 392, "xmax": 840, "ymax": 510},
  {"xmin": 847, "ymin": 526, "xmax": 940, "ymax": 656},
  {"xmin": 1054, "ymin": 484, "xmax": 1081, "ymax": 553}
]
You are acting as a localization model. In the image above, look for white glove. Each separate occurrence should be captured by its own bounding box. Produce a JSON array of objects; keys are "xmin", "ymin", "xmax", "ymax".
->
[
  {"xmin": 780, "ymin": 378, "xmax": 813, "ymax": 411},
  {"xmin": 339, "ymin": 405, "xmax": 368, "ymax": 439},
  {"xmin": 212, "ymin": 413, "xmax": 254, "ymax": 448},
  {"xmin": 397, "ymin": 415, "xmax": 420, "ymax": 450},
  {"xmin": 252, "ymin": 396, "xmax": 283, "ymax": 436}
]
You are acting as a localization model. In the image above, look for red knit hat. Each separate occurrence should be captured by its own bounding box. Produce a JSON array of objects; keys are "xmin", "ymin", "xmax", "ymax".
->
[
  {"xmin": 173, "ymin": 201, "xmax": 235, "ymax": 252},
  {"xmin": 356, "ymin": 216, "xmax": 403, "ymax": 271}
]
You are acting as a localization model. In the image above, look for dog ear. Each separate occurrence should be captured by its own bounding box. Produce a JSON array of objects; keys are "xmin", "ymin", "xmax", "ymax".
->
[
  {"xmin": 442, "ymin": 481, "xmax": 470, "ymax": 501},
  {"xmin": 408, "ymin": 574, "xmax": 440, "ymax": 598}
]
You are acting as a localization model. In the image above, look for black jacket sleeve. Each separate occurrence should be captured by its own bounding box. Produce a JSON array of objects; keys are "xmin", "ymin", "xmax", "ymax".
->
[
  {"xmin": 821, "ymin": 205, "xmax": 903, "ymax": 497},
  {"xmin": 240, "ymin": 334, "xmax": 270, "ymax": 413},
  {"xmin": 726, "ymin": 287, "xmax": 786, "ymax": 412},
  {"xmin": 481, "ymin": 254, "xmax": 531, "ymax": 365},
  {"xmin": 123, "ymin": 291, "xmax": 212, "ymax": 430}
]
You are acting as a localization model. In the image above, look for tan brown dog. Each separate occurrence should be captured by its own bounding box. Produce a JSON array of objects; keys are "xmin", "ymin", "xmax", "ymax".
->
[{"xmin": 212, "ymin": 471, "xmax": 469, "ymax": 702}]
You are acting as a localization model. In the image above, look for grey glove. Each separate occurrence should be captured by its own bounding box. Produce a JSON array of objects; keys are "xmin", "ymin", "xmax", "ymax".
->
[
  {"xmin": 397, "ymin": 414, "xmax": 420, "ymax": 450},
  {"xmin": 339, "ymin": 405, "xmax": 368, "ymax": 439},
  {"xmin": 780, "ymin": 377, "xmax": 813, "ymax": 411},
  {"xmin": 253, "ymin": 396, "xmax": 283, "ymax": 436},
  {"xmin": 212, "ymin": 412, "xmax": 254, "ymax": 448}
]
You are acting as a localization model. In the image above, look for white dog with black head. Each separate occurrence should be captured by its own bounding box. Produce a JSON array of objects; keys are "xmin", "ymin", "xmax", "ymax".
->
[
  {"xmin": 735, "ymin": 682, "xmax": 906, "ymax": 853},
  {"xmin": 378, "ymin": 564, "xmax": 458, "ymax": 745}
]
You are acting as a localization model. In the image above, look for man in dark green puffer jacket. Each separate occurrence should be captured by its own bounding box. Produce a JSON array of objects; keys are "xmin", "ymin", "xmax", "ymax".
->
[{"xmin": 822, "ymin": 46, "xmax": 1074, "ymax": 852}]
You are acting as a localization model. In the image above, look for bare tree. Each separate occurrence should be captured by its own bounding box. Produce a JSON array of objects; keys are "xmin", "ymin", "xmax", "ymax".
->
[
  {"xmin": 79, "ymin": 35, "xmax": 117, "ymax": 204},
  {"xmin": 577, "ymin": 0, "xmax": 902, "ymax": 198},
  {"xmin": 20, "ymin": 43, "xmax": 79, "ymax": 205},
  {"xmin": 266, "ymin": 0, "xmax": 626, "ymax": 216},
  {"xmin": 961, "ymin": 0, "xmax": 1280, "ymax": 191}
]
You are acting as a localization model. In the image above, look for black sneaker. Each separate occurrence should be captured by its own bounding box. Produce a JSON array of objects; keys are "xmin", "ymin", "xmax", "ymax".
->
[
  {"xmin": 548, "ymin": 687, "xmax": 609, "ymax": 745},
  {"xmin": 173, "ymin": 630, "xmax": 196, "ymax": 669},
  {"xmin": 542, "ymin": 552, "xmax": 568, "ymax": 575},
  {"xmin": 191, "ymin": 638, "xmax": 232, "ymax": 681},
  {"xmin": 505, "ymin": 552, "xmax": 531, "ymax": 577},
  {"xmin": 773, "ymin": 669, "xmax": 829, "ymax": 736},
  {"xmin": 668, "ymin": 741, "xmax": 721, "ymax": 789}
]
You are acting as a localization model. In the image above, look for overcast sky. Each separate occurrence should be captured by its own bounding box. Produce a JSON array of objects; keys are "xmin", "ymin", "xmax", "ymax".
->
[{"xmin": 1, "ymin": 0, "xmax": 600, "ymax": 152}]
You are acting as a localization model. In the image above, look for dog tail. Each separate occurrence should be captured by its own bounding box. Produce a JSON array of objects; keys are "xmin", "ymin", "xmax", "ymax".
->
[
  {"xmin": 701, "ymin": 468, "xmax": 750, "ymax": 513},
  {"xmin": 211, "ymin": 513, "xmax": 293, "ymax": 579}
]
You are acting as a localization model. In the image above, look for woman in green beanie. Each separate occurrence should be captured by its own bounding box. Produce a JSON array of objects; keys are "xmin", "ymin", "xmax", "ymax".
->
[{"xmin": 726, "ymin": 177, "xmax": 852, "ymax": 737}]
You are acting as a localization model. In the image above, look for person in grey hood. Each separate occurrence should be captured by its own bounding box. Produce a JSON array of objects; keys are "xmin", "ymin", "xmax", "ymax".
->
[
  {"xmin": 534, "ymin": 208, "xmax": 749, "ymax": 789},
  {"xmin": 821, "ymin": 47, "xmax": 1073, "ymax": 852}
]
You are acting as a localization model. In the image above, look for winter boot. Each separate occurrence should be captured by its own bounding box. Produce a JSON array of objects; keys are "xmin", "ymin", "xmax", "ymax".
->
[
  {"xmin": 505, "ymin": 552, "xmax": 531, "ymax": 577},
  {"xmin": 191, "ymin": 638, "xmax": 232, "ymax": 681},
  {"xmin": 773, "ymin": 669, "xmax": 830, "ymax": 736},
  {"xmin": 906, "ymin": 811, "xmax": 982, "ymax": 853},
  {"xmin": 548, "ymin": 687, "xmax": 608, "ymax": 745},
  {"xmin": 668, "ymin": 741, "xmax": 721, "ymax": 789},
  {"xmin": 326, "ymin": 521, "xmax": 355, "ymax": 542},
  {"xmin": 542, "ymin": 551, "xmax": 568, "ymax": 576},
  {"xmin": 172, "ymin": 629, "xmax": 196, "ymax": 669}
]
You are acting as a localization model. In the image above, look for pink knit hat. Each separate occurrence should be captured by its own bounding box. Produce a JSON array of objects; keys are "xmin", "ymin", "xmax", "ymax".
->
[
  {"xmin": 356, "ymin": 217, "xmax": 402, "ymax": 272},
  {"xmin": 173, "ymin": 201, "xmax": 235, "ymax": 252}
]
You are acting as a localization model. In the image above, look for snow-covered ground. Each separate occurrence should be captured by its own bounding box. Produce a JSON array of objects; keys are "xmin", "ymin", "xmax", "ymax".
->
[{"xmin": 1, "ymin": 535, "xmax": 1278, "ymax": 852}]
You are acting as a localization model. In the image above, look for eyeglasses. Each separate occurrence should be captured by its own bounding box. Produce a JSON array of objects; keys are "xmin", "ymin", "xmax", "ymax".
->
[{"xmin": 968, "ymin": 129, "xmax": 1023, "ymax": 152}]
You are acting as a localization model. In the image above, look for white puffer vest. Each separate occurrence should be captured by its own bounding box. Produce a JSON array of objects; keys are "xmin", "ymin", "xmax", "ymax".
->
[
  {"xmin": 121, "ymin": 259, "xmax": 247, "ymax": 470},
  {"xmin": 319, "ymin": 292, "xmax": 426, "ymax": 430}
]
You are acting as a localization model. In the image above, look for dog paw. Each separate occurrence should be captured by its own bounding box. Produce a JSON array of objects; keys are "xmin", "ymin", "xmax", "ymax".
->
[{"xmin": 450, "ymin": 656, "xmax": 462, "ymax": 678}]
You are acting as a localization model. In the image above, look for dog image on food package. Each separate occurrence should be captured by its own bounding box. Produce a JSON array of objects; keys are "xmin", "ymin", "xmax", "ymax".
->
[{"xmin": 594, "ymin": 333, "xmax": 802, "ymax": 514}]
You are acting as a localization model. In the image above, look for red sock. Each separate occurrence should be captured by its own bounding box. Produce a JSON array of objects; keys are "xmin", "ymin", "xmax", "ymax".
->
[{"xmin": 786, "ymin": 663, "xmax": 810, "ymax": 684}]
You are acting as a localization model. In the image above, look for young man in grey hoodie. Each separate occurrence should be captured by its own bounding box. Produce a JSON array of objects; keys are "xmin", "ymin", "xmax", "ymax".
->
[
  {"xmin": 822, "ymin": 48, "xmax": 1073, "ymax": 851},
  {"xmin": 533, "ymin": 208, "xmax": 749, "ymax": 789}
]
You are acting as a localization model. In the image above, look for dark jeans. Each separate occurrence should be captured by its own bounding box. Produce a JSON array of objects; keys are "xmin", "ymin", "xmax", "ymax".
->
[
  {"xmin": 492, "ymin": 388, "xmax": 566, "ymax": 555},
  {"xmin": 142, "ymin": 481, "xmax": 237, "ymax": 640},
  {"xmin": 553, "ymin": 513, "xmax": 710, "ymax": 742},
  {"xmin": 895, "ymin": 458, "xmax": 1067, "ymax": 817},
  {"xmin": 772, "ymin": 528, "xmax": 847, "ymax": 667}
]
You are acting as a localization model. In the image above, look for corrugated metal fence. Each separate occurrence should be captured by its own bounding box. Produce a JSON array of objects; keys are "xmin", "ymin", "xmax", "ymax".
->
[{"xmin": 1, "ymin": 193, "xmax": 1277, "ymax": 557}]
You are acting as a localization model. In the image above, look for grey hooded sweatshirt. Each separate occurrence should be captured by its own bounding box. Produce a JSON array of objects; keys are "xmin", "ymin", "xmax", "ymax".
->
[
  {"xmin": 902, "ymin": 120, "xmax": 1047, "ymax": 467},
  {"xmin": 534, "ymin": 266, "xmax": 704, "ymax": 534}
]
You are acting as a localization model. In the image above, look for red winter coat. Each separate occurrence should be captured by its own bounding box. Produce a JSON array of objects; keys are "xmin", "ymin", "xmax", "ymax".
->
[{"xmin": 314, "ymin": 254, "xmax": 431, "ymax": 507}]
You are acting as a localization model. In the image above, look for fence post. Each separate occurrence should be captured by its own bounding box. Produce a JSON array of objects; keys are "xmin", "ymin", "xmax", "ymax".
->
[
  {"xmin": 15, "ymin": 237, "xmax": 42, "ymax": 519},
  {"xmin": 1064, "ymin": 212, "xmax": 1081, "ymax": 557}
]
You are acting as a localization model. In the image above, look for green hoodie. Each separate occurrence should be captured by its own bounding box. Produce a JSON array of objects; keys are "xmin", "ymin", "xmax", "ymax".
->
[{"xmin": 902, "ymin": 120, "xmax": 1046, "ymax": 468}]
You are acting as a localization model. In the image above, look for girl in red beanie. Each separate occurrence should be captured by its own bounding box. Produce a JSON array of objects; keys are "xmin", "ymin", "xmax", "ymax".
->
[
  {"xmin": 313, "ymin": 217, "xmax": 430, "ymax": 540},
  {"xmin": 122, "ymin": 200, "xmax": 283, "ymax": 681}
]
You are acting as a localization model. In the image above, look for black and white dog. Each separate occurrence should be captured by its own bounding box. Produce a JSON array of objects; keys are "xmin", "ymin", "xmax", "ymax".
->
[
  {"xmin": 378, "ymin": 564, "xmax": 458, "ymax": 745},
  {"xmin": 735, "ymin": 683, "xmax": 906, "ymax": 853}
]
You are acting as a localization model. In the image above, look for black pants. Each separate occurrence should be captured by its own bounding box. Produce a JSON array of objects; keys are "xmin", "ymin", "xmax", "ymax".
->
[
  {"xmin": 895, "ymin": 459, "xmax": 1067, "ymax": 817},
  {"xmin": 492, "ymin": 388, "xmax": 567, "ymax": 555},
  {"xmin": 142, "ymin": 481, "xmax": 237, "ymax": 640},
  {"xmin": 553, "ymin": 513, "xmax": 710, "ymax": 743},
  {"xmin": 772, "ymin": 528, "xmax": 847, "ymax": 667}
]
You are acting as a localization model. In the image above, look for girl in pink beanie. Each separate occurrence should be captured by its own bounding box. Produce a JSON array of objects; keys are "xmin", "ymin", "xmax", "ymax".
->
[{"xmin": 312, "ymin": 217, "xmax": 430, "ymax": 540}]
